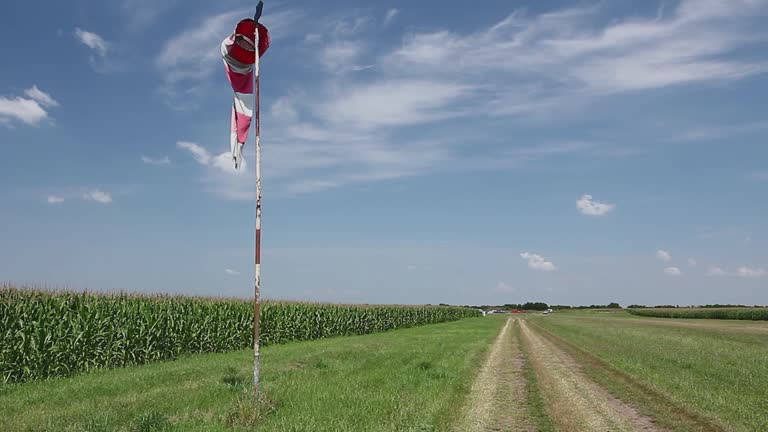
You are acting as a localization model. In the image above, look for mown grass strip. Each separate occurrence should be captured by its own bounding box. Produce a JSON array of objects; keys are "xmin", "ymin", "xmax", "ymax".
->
[
  {"xmin": 527, "ymin": 317, "xmax": 731, "ymax": 432},
  {"xmin": 1, "ymin": 317, "xmax": 502, "ymax": 432}
]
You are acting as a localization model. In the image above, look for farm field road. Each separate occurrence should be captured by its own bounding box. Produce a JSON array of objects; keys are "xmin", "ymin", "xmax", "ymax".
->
[
  {"xmin": 519, "ymin": 318, "xmax": 662, "ymax": 432},
  {"xmin": 531, "ymin": 311, "xmax": 768, "ymax": 431},
  {"xmin": 457, "ymin": 318, "xmax": 535, "ymax": 432}
]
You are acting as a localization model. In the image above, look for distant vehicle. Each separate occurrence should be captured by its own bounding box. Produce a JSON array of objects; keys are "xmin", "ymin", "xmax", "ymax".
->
[{"xmin": 543, "ymin": 308, "xmax": 554, "ymax": 315}]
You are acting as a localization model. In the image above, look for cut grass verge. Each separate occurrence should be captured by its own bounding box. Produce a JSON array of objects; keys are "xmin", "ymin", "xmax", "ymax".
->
[
  {"xmin": 1, "ymin": 317, "xmax": 503, "ymax": 432},
  {"xmin": 529, "ymin": 314, "xmax": 764, "ymax": 431}
]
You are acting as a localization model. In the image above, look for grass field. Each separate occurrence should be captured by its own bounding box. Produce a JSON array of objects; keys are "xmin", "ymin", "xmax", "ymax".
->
[
  {"xmin": 529, "ymin": 311, "xmax": 768, "ymax": 431},
  {"xmin": 0, "ymin": 317, "xmax": 503, "ymax": 432},
  {"xmin": 4, "ymin": 311, "xmax": 767, "ymax": 431}
]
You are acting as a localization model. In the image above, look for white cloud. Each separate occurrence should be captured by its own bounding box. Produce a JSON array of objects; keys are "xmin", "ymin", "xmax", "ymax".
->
[
  {"xmin": 664, "ymin": 267, "xmax": 682, "ymax": 276},
  {"xmin": 707, "ymin": 266, "xmax": 727, "ymax": 276},
  {"xmin": 383, "ymin": 8, "xmax": 399, "ymax": 26},
  {"xmin": 74, "ymin": 28, "xmax": 109, "ymax": 56},
  {"xmin": 387, "ymin": 0, "xmax": 768, "ymax": 113},
  {"xmin": 674, "ymin": 121, "xmax": 768, "ymax": 142},
  {"xmin": 0, "ymin": 86, "xmax": 58, "ymax": 126},
  {"xmin": 736, "ymin": 266, "xmax": 767, "ymax": 278},
  {"xmin": 82, "ymin": 190, "xmax": 112, "ymax": 204},
  {"xmin": 47, "ymin": 196, "xmax": 65, "ymax": 204},
  {"xmin": 322, "ymin": 80, "xmax": 470, "ymax": 129},
  {"xmin": 520, "ymin": 252, "xmax": 558, "ymax": 272},
  {"xmin": 495, "ymin": 281, "xmax": 516, "ymax": 293},
  {"xmin": 576, "ymin": 194, "xmax": 615, "ymax": 216},
  {"xmin": 224, "ymin": 268, "xmax": 240, "ymax": 275},
  {"xmin": 178, "ymin": 2, "xmax": 768, "ymax": 198},
  {"xmin": 141, "ymin": 155, "xmax": 170, "ymax": 165},
  {"xmin": 177, "ymin": 141, "xmax": 212, "ymax": 165},
  {"xmin": 0, "ymin": 97, "xmax": 48, "ymax": 125},
  {"xmin": 688, "ymin": 258, "xmax": 698, "ymax": 267},
  {"xmin": 319, "ymin": 40, "xmax": 366, "ymax": 73},
  {"xmin": 24, "ymin": 86, "xmax": 59, "ymax": 108},
  {"xmin": 656, "ymin": 250, "xmax": 672, "ymax": 262}
]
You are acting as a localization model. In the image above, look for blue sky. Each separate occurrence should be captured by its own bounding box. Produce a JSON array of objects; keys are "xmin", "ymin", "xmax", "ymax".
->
[{"xmin": 1, "ymin": 0, "xmax": 767, "ymax": 306}]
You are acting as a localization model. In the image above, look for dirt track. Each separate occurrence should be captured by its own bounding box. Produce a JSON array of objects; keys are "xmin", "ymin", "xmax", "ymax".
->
[
  {"xmin": 459, "ymin": 317, "xmax": 664, "ymax": 431},
  {"xmin": 457, "ymin": 318, "xmax": 534, "ymax": 431},
  {"xmin": 519, "ymin": 319, "xmax": 662, "ymax": 431}
]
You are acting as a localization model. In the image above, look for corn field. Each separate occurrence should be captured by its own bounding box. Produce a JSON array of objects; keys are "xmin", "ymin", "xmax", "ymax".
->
[
  {"xmin": 1, "ymin": 286, "xmax": 480, "ymax": 384},
  {"xmin": 627, "ymin": 307, "xmax": 768, "ymax": 320}
]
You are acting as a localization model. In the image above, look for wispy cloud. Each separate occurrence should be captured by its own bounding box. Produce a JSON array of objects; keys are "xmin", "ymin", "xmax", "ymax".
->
[
  {"xmin": 707, "ymin": 266, "xmax": 727, "ymax": 276},
  {"xmin": 47, "ymin": 196, "xmax": 65, "ymax": 204},
  {"xmin": 495, "ymin": 281, "xmax": 516, "ymax": 293},
  {"xmin": 576, "ymin": 194, "xmax": 615, "ymax": 216},
  {"xmin": 736, "ymin": 266, "xmax": 767, "ymax": 278},
  {"xmin": 177, "ymin": 141, "xmax": 212, "ymax": 165},
  {"xmin": 24, "ymin": 86, "xmax": 59, "ymax": 108},
  {"xmin": 0, "ymin": 86, "xmax": 58, "ymax": 126},
  {"xmin": 322, "ymin": 80, "xmax": 470, "ymax": 129},
  {"xmin": 656, "ymin": 249, "xmax": 672, "ymax": 262},
  {"xmin": 664, "ymin": 266, "xmax": 682, "ymax": 276},
  {"xmin": 687, "ymin": 258, "xmax": 698, "ymax": 267},
  {"xmin": 387, "ymin": 0, "xmax": 768, "ymax": 113},
  {"xmin": 224, "ymin": 268, "xmax": 240, "ymax": 275},
  {"xmin": 383, "ymin": 8, "xmax": 399, "ymax": 27},
  {"xmin": 141, "ymin": 155, "xmax": 171, "ymax": 165},
  {"xmin": 673, "ymin": 121, "xmax": 768, "ymax": 142},
  {"xmin": 82, "ymin": 190, "xmax": 112, "ymax": 204},
  {"xmin": 318, "ymin": 40, "xmax": 367, "ymax": 73},
  {"xmin": 74, "ymin": 28, "xmax": 109, "ymax": 56},
  {"xmin": 520, "ymin": 252, "xmax": 558, "ymax": 272},
  {"xmin": 177, "ymin": 2, "xmax": 768, "ymax": 198}
]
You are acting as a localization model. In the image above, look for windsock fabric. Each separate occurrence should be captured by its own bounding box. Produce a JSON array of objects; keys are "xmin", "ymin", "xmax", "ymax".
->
[{"xmin": 221, "ymin": 20, "xmax": 270, "ymax": 169}]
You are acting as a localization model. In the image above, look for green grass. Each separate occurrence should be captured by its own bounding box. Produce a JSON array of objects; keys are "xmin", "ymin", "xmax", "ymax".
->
[
  {"xmin": 0, "ymin": 317, "xmax": 503, "ymax": 432},
  {"xmin": 627, "ymin": 307, "xmax": 768, "ymax": 320},
  {"xmin": 529, "ymin": 313, "xmax": 768, "ymax": 432}
]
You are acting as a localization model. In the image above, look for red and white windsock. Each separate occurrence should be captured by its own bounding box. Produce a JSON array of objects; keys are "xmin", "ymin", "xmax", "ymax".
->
[{"xmin": 221, "ymin": 18, "xmax": 270, "ymax": 169}]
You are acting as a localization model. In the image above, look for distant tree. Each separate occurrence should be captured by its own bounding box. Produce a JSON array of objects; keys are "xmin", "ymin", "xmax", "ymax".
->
[
  {"xmin": 607, "ymin": 302, "xmax": 621, "ymax": 309},
  {"xmin": 627, "ymin": 304, "xmax": 647, "ymax": 308},
  {"xmin": 522, "ymin": 302, "xmax": 549, "ymax": 311}
]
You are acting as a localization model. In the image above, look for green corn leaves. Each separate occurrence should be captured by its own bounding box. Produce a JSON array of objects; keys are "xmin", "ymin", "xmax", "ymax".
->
[{"xmin": 0, "ymin": 286, "xmax": 479, "ymax": 383}]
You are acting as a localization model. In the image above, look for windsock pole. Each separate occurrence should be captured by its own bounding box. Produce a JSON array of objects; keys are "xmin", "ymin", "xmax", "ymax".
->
[{"xmin": 253, "ymin": 11, "xmax": 263, "ymax": 394}]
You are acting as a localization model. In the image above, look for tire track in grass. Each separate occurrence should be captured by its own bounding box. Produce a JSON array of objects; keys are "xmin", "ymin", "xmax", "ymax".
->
[
  {"xmin": 529, "ymin": 320, "xmax": 727, "ymax": 432},
  {"xmin": 520, "ymin": 319, "xmax": 664, "ymax": 432},
  {"xmin": 457, "ymin": 318, "xmax": 535, "ymax": 432}
]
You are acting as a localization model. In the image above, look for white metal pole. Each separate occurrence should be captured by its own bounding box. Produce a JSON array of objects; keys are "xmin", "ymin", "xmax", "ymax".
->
[{"xmin": 253, "ymin": 26, "xmax": 262, "ymax": 393}]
